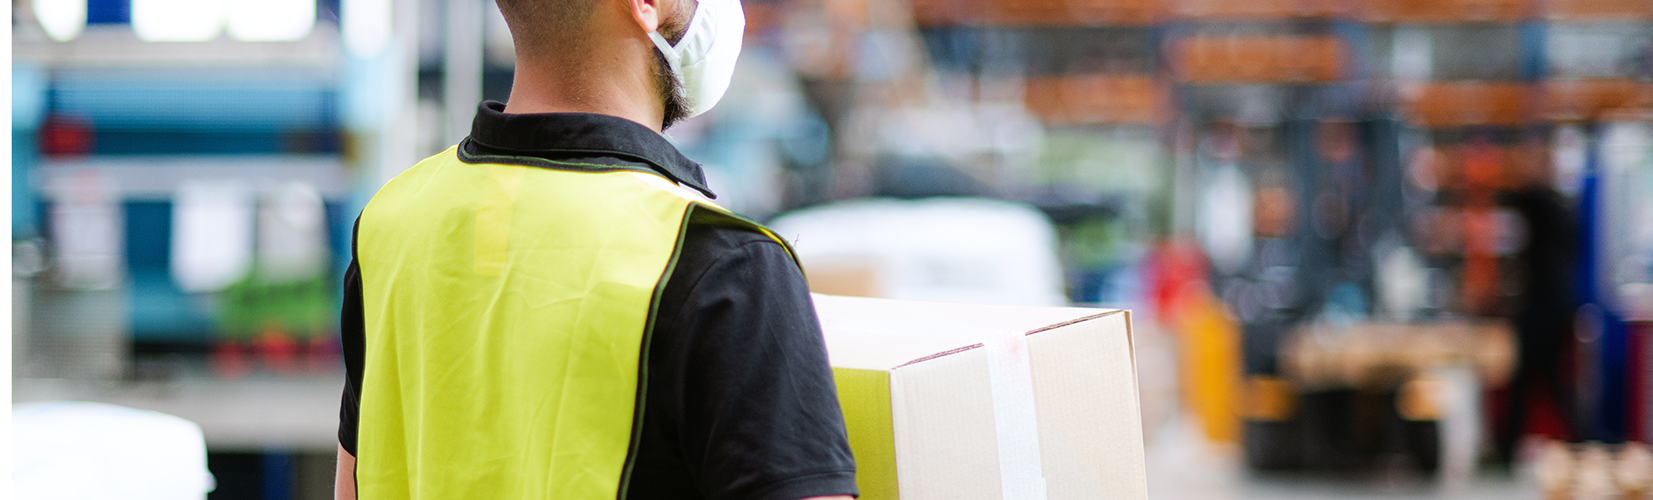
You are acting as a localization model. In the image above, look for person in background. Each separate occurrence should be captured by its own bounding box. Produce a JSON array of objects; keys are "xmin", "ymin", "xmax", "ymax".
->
[
  {"xmin": 1495, "ymin": 140, "xmax": 1578, "ymax": 466},
  {"xmin": 334, "ymin": 0, "xmax": 857, "ymax": 498}
]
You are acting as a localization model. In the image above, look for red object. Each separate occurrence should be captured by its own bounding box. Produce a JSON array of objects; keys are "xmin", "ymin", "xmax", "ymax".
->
[
  {"xmin": 253, "ymin": 327, "xmax": 301, "ymax": 375},
  {"xmin": 210, "ymin": 342, "xmax": 251, "ymax": 380},
  {"xmin": 1485, "ymin": 383, "xmax": 1572, "ymax": 442},
  {"xmin": 1461, "ymin": 140, "xmax": 1502, "ymax": 315},
  {"xmin": 1629, "ymin": 321, "xmax": 1652, "ymax": 443},
  {"xmin": 304, "ymin": 335, "xmax": 343, "ymax": 373},
  {"xmin": 39, "ymin": 115, "xmax": 95, "ymax": 156},
  {"xmin": 1142, "ymin": 239, "xmax": 1210, "ymax": 324}
]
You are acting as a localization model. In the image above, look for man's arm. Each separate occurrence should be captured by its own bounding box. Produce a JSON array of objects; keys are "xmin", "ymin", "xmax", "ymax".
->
[
  {"xmin": 335, "ymin": 444, "xmax": 356, "ymax": 500},
  {"xmin": 337, "ymin": 218, "xmax": 365, "ymax": 500}
]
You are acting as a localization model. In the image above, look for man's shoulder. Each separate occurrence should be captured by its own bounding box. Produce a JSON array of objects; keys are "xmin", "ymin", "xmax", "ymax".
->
[
  {"xmin": 679, "ymin": 204, "xmax": 792, "ymax": 255},
  {"xmin": 654, "ymin": 211, "xmax": 807, "ymax": 323},
  {"xmin": 686, "ymin": 215, "xmax": 780, "ymax": 246},
  {"xmin": 676, "ymin": 215, "xmax": 797, "ymax": 280}
]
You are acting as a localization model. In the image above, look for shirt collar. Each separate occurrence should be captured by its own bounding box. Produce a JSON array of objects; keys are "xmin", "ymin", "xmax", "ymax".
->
[{"xmin": 466, "ymin": 101, "xmax": 715, "ymax": 198}]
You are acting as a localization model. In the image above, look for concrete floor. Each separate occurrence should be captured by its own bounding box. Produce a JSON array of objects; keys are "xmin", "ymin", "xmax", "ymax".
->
[{"xmin": 1145, "ymin": 416, "xmax": 1539, "ymax": 500}]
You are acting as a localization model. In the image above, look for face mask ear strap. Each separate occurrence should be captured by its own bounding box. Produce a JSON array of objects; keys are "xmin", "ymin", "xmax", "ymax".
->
[{"xmin": 647, "ymin": 31, "xmax": 683, "ymax": 75}]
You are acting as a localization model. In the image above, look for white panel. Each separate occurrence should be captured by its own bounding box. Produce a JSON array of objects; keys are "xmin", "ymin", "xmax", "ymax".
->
[
  {"xmin": 47, "ymin": 171, "xmax": 124, "ymax": 289},
  {"xmin": 772, "ymin": 199, "xmax": 1068, "ymax": 307},
  {"xmin": 343, "ymin": 0, "xmax": 393, "ymax": 58},
  {"xmin": 171, "ymin": 180, "xmax": 254, "ymax": 292},
  {"xmin": 13, "ymin": 401, "xmax": 213, "ymax": 499},
  {"xmin": 257, "ymin": 182, "xmax": 329, "ymax": 283}
]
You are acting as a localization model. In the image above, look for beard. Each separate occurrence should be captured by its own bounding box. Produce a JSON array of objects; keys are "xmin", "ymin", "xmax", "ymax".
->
[
  {"xmin": 654, "ymin": 13, "xmax": 691, "ymax": 130},
  {"xmin": 654, "ymin": 50, "xmax": 690, "ymax": 131}
]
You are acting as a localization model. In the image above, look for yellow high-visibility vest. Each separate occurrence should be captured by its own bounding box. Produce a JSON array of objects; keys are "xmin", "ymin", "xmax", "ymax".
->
[{"xmin": 353, "ymin": 146, "xmax": 794, "ymax": 499}]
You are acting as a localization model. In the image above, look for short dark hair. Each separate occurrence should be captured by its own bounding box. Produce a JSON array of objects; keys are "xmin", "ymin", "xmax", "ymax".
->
[
  {"xmin": 496, "ymin": 0, "xmax": 693, "ymax": 129},
  {"xmin": 495, "ymin": 0, "xmax": 601, "ymax": 60}
]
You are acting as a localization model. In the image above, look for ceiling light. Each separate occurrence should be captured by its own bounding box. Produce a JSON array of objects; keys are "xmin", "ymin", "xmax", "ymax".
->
[
  {"xmin": 228, "ymin": 0, "xmax": 315, "ymax": 42},
  {"xmin": 132, "ymin": 0, "xmax": 227, "ymax": 42},
  {"xmin": 33, "ymin": 0, "xmax": 87, "ymax": 42}
]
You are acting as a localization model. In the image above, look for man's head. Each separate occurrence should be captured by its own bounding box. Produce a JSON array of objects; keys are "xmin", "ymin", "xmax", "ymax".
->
[{"xmin": 496, "ymin": 0, "xmax": 694, "ymax": 129}]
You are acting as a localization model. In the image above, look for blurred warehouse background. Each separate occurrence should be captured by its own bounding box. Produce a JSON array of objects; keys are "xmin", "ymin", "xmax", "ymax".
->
[{"xmin": 10, "ymin": 0, "xmax": 1653, "ymax": 498}]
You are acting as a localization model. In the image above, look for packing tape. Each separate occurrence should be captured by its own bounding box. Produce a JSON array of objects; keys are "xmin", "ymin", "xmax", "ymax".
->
[{"xmin": 984, "ymin": 331, "xmax": 1049, "ymax": 500}]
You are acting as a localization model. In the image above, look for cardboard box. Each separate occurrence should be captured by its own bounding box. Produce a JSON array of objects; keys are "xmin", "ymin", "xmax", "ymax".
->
[{"xmin": 815, "ymin": 294, "xmax": 1146, "ymax": 500}]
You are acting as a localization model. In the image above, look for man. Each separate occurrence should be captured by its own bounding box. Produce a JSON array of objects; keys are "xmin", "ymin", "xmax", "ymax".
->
[{"xmin": 334, "ymin": 0, "xmax": 857, "ymax": 498}]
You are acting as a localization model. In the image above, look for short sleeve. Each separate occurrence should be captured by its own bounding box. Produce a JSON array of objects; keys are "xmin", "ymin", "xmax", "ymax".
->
[
  {"xmin": 339, "ymin": 220, "xmax": 366, "ymax": 456},
  {"xmin": 626, "ymin": 219, "xmax": 859, "ymax": 500}
]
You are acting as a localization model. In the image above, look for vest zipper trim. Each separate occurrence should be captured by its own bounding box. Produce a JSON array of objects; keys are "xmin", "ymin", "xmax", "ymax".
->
[{"xmin": 615, "ymin": 202, "xmax": 697, "ymax": 500}]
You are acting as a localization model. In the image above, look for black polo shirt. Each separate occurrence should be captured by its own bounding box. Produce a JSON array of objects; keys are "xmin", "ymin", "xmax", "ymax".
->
[{"xmin": 338, "ymin": 101, "xmax": 858, "ymax": 500}]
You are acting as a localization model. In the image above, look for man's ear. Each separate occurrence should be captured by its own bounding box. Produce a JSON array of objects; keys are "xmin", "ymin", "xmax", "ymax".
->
[{"xmin": 626, "ymin": 0, "xmax": 661, "ymax": 35}]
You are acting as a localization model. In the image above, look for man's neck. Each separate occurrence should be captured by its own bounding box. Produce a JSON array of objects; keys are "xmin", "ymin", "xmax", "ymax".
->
[{"xmin": 502, "ymin": 39, "xmax": 666, "ymax": 133}]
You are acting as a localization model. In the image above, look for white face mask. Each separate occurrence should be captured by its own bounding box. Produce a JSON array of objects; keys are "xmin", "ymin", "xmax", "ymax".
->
[{"xmin": 646, "ymin": 0, "xmax": 744, "ymax": 119}]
